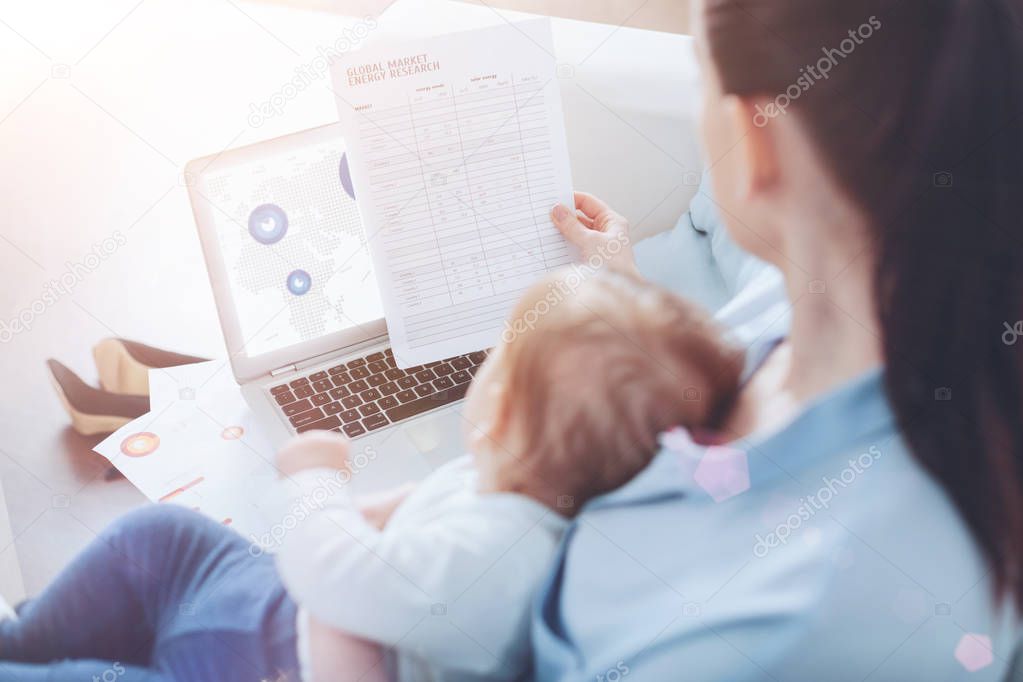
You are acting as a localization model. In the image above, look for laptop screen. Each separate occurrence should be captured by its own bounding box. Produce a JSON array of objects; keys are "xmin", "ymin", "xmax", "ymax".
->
[{"xmin": 201, "ymin": 136, "xmax": 383, "ymax": 358}]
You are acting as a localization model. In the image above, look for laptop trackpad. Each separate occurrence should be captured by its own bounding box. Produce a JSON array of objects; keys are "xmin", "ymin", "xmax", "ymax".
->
[{"xmin": 402, "ymin": 409, "xmax": 465, "ymax": 466}]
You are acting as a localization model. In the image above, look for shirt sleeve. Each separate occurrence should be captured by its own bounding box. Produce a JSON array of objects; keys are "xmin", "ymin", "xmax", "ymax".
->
[{"xmin": 274, "ymin": 469, "xmax": 554, "ymax": 679}]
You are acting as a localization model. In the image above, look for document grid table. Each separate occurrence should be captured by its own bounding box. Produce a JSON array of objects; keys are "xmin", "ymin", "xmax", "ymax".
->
[{"xmin": 358, "ymin": 73, "xmax": 571, "ymax": 351}]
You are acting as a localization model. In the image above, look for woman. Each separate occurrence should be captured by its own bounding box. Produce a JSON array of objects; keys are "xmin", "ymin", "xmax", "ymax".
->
[{"xmin": 535, "ymin": 0, "xmax": 1022, "ymax": 679}]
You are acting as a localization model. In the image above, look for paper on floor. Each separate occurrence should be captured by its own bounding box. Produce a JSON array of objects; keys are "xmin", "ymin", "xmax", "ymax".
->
[{"xmin": 94, "ymin": 361, "xmax": 291, "ymax": 547}]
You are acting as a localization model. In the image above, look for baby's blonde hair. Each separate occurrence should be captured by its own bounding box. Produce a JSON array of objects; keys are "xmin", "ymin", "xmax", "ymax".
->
[{"xmin": 494, "ymin": 268, "xmax": 742, "ymax": 512}]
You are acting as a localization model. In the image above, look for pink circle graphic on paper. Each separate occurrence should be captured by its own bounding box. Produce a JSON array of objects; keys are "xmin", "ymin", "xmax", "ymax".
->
[
  {"xmin": 120, "ymin": 432, "xmax": 160, "ymax": 458},
  {"xmin": 221, "ymin": 426, "xmax": 244, "ymax": 440}
]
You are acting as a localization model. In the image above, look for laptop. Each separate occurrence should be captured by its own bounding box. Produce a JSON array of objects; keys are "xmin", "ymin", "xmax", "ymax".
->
[{"xmin": 185, "ymin": 123, "xmax": 480, "ymax": 480}]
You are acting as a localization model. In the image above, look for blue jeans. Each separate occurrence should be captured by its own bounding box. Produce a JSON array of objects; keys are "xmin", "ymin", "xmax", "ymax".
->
[{"xmin": 0, "ymin": 505, "xmax": 300, "ymax": 681}]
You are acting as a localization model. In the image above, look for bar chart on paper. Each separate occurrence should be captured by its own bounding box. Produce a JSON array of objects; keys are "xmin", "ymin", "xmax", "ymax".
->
[{"xmin": 333, "ymin": 19, "xmax": 575, "ymax": 366}]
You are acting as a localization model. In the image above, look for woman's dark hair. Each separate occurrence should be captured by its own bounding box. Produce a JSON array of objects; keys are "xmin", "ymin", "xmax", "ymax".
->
[{"xmin": 704, "ymin": 0, "xmax": 1023, "ymax": 610}]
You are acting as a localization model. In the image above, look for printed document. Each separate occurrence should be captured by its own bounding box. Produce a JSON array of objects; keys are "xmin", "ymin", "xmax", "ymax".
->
[{"xmin": 333, "ymin": 19, "xmax": 574, "ymax": 366}]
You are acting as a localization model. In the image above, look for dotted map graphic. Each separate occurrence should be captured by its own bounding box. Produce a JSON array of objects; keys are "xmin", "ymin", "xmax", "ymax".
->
[{"xmin": 206, "ymin": 143, "xmax": 380, "ymax": 356}]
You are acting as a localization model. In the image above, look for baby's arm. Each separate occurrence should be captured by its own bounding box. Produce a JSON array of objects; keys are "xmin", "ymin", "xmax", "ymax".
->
[
  {"xmin": 276, "ymin": 431, "xmax": 415, "ymax": 529},
  {"xmin": 274, "ymin": 433, "xmax": 429, "ymax": 621},
  {"xmin": 275, "ymin": 433, "xmax": 395, "ymax": 681},
  {"xmin": 274, "ymin": 434, "xmax": 544, "ymax": 679},
  {"xmin": 275, "ymin": 433, "xmax": 445, "ymax": 645},
  {"xmin": 356, "ymin": 482, "xmax": 417, "ymax": 530}
]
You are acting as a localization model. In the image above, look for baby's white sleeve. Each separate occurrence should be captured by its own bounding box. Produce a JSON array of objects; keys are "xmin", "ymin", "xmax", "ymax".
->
[
  {"xmin": 274, "ymin": 467, "xmax": 427, "ymax": 633},
  {"xmin": 273, "ymin": 469, "xmax": 557, "ymax": 679}
]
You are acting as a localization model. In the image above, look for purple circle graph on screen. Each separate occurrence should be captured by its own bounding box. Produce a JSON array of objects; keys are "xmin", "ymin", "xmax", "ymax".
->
[
  {"xmin": 339, "ymin": 153, "xmax": 356, "ymax": 201},
  {"xmin": 248, "ymin": 204, "xmax": 288, "ymax": 245},
  {"xmin": 287, "ymin": 269, "xmax": 311, "ymax": 296}
]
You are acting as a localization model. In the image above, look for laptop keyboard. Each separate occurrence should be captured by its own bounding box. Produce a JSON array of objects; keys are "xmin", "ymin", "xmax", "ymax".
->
[{"xmin": 269, "ymin": 348, "xmax": 488, "ymax": 439}]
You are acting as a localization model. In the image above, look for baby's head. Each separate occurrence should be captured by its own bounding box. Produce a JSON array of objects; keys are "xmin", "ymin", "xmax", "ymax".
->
[{"xmin": 463, "ymin": 268, "xmax": 743, "ymax": 514}]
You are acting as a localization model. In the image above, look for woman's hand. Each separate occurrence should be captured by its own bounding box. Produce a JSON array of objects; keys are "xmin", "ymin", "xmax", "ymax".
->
[
  {"xmin": 276, "ymin": 431, "xmax": 351, "ymax": 478},
  {"xmin": 550, "ymin": 192, "xmax": 638, "ymax": 275},
  {"xmin": 357, "ymin": 482, "xmax": 418, "ymax": 530}
]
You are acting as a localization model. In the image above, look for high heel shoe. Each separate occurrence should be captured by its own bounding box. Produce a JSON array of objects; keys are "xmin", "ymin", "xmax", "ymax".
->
[
  {"xmin": 92, "ymin": 338, "xmax": 208, "ymax": 396},
  {"xmin": 46, "ymin": 359, "xmax": 150, "ymax": 436}
]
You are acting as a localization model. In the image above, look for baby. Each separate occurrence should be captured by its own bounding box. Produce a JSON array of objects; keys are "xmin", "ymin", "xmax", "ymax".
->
[{"xmin": 274, "ymin": 268, "xmax": 743, "ymax": 682}]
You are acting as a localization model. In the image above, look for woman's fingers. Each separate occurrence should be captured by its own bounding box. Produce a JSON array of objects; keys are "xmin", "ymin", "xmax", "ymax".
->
[
  {"xmin": 550, "ymin": 200, "xmax": 604, "ymax": 240},
  {"xmin": 574, "ymin": 191, "xmax": 615, "ymax": 221},
  {"xmin": 551, "ymin": 203, "xmax": 594, "ymax": 244},
  {"xmin": 576, "ymin": 210, "xmax": 596, "ymax": 229},
  {"xmin": 550, "ymin": 193, "xmax": 640, "ymax": 276}
]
